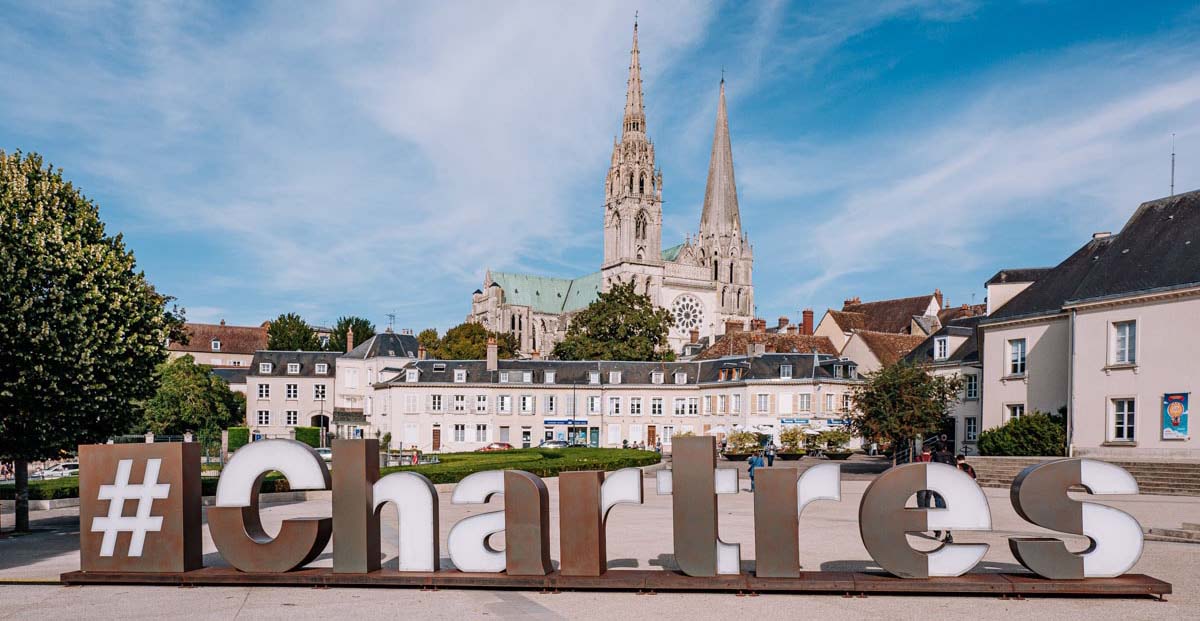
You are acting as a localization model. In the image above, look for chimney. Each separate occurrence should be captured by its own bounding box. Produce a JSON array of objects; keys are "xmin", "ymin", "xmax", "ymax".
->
[
  {"xmin": 934, "ymin": 288, "xmax": 944, "ymax": 309},
  {"xmin": 689, "ymin": 328, "xmax": 699, "ymax": 344},
  {"xmin": 751, "ymin": 318, "xmax": 767, "ymax": 333},
  {"xmin": 765, "ymin": 342, "xmax": 776, "ymax": 353},
  {"xmin": 417, "ymin": 344, "xmax": 427, "ymax": 360},
  {"xmin": 345, "ymin": 327, "xmax": 354, "ymax": 353},
  {"xmin": 786, "ymin": 325, "xmax": 798, "ymax": 334},
  {"xmin": 486, "ymin": 336, "xmax": 498, "ymax": 372},
  {"xmin": 843, "ymin": 296, "xmax": 861, "ymax": 308},
  {"xmin": 725, "ymin": 319, "xmax": 744, "ymax": 334},
  {"xmin": 777, "ymin": 316, "xmax": 789, "ymax": 331},
  {"xmin": 219, "ymin": 318, "xmax": 226, "ymax": 326},
  {"xmin": 801, "ymin": 309, "xmax": 814, "ymax": 335},
  {"xmin": 530, "ymin": 349, "xmax": 541, "ymax": 360}
]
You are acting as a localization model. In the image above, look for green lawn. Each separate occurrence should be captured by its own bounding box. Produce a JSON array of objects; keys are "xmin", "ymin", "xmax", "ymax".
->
[{"xmin": 0, "ymin": 448, "xmax": 660, "ymax": 500}]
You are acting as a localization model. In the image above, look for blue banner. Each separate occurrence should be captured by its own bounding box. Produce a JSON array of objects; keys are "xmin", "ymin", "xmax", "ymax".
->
[{"xmin": 1162, "ymin": 393, "xmax": 1189, "ymax": 440}]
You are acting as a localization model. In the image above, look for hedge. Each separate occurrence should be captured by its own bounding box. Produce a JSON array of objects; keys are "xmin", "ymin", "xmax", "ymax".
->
[
  {"xmin": 227, "ymin": 427, "xmax": 249, "ymax": 452},
  {"xmin": 0, "ymin": 448, "xmax": 661, "ymax": 500},
  {"xmin": 977, "ymin": 412, "xmax": 1067, "ymax": 457},
  {"xmin": 294, "ymin": 426, "xmax": 321, "ymax": 448}
]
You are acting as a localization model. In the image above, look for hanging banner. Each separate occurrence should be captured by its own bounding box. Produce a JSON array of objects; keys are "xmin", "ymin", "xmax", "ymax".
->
[{"xmin": 1162, "ymin": 393, "xmax": 1189, "ymax": 440}]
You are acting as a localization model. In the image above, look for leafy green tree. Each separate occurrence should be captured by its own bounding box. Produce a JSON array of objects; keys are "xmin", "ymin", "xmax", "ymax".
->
[
  {"xmin": 267, "ymin": 312, "xmax": 319, "ymax": 350},
  {"xmin": 417, "ymin": 328, "xmax": 440, "ymax": 354},
  {"xmin": 552, "ymin": 281, "xmax": 674, "ymax": 361},
  {"xmin": 849, "ymin": 362, "xmax": 963, "ymax": 464},
  {"xmin": 141, "ymin": 356, "xmax": 241, "ymax": 437},
  {"xmin": 434, "ymin": 322, "xmax": 517, "ymax": 359},
  {"xmin": 327, "ymin": 316, "xmax": 376, "ymax": 353},
  {"xmin": 978, "ymin": 411, "xmax": 1066, "ymax": 456},
  {"xmin": 0, "ymin": 151, "xmax": 184, "ymax": 531}
]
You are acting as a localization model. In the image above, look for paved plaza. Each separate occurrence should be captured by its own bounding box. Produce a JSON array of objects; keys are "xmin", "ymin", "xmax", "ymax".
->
[{"xmin": 1, "ymin": 464, "xmax": 1197, "ymax": 620}]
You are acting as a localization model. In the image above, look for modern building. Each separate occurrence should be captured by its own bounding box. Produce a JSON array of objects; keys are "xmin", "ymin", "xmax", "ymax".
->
[
  {"xmin": 336, "ymin": 329, "xmax": 421, "ymax": 439},
  {"xmin": 167, "ymin": 320, "xmax": 268, "ymax": 368},
  {"xmin": 469, "ymin": 23, "xmax": 755, "ymax": 356},
  {"xmin": 979, "ymin": 190, "xmax": 1200, "ymax": 459},
  {"xmin": 245, "ymin": 350, "xmax": 339, "ymax": 440},
  {"xmin": 903, "ymin": 316, "xmax": 983, "ymax": 452},
  {"xmin": 375, "ymin": 343, "xmax": 862, "ymax": 453}
]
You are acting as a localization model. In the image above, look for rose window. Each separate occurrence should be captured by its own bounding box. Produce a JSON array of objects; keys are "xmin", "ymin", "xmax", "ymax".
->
[{"xmin": 671, "ymin": 295, "xmax": 704, "ymax": 331}]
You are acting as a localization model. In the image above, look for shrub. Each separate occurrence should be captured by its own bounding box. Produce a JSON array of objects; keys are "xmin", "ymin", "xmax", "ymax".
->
[
  {"xmin": 977, "ymin": 412, "xmax": 1066, "ymax": 456},
  {"xmin": 724, "ymin": 431, "xmax": 760, "ymax": 453},
  {"xmin": 294, "ymin": 426, "xmax": 321, "ymax": 448},
  {"xmin": 779, "ymin": 427, "xmax": 805, "ymax": 452},
  {"xmin": 227, "ymin": 427, "xmax": 249, "ymax": 452},
  {"xmin": 817, "ymin": 429, "xmax": 853, "ymax": 452}
]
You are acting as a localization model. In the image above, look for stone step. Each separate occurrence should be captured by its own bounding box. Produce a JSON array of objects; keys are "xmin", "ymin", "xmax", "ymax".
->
[
  {"xmin": 1144, "ymin": 533, "xmax": 1200, "ymax": 544},
  {"xmin": 1147, "ymin": 527, "xmax": 1200, "ymax": 540},
  {"xmin": 1183, "ymin": 522, "xmax": 1200, "ymax": 531}
]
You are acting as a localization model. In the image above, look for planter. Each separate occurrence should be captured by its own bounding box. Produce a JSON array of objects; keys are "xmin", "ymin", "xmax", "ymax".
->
[
  {"xmin": 776, "ymin": 452, "xmax": 804, "ymax": 461},
  {"xmin": 722, "ymin": 452, "xmax": 753, "ymax": 462},
  {"xmin": 824, "ymin": 452, "xmax": 852, "ymax": 461}
]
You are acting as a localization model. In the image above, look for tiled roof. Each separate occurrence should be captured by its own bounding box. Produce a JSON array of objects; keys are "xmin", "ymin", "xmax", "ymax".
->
[
  {"xmin": 903, "ymin": 316, "xmax": 982, "ymax": 366},
  {"xmin": 837, "ymin": 294, "xmax": 939, "ymax": 334},
  {"xmin": 936, "ymin": 303, "xmax": 986, "ymax": 325},
  {"xmin": 661, "ymin": 243, "xmax": 685, "ymax": 262},
  {"xmin": 248, "ymin": 351, "xmax": 339, "ymax": 377},
  {"xmin": 694, "ymin": 332, "xmax": 838, "ymax": 361},
  {"xmin": 169, "ymin": 322, "xmax": 267, "ymax": 355},
  {"xmin": 827, "ymin": 310, "xmax": 867, "ymax": 332},
  {"xmin": 853, "ymin": 331, "xmax": 928, "ymax": 367}
]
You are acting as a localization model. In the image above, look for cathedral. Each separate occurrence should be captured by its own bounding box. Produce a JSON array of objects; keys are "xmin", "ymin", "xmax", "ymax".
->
[{"xmin": 469, "ymin": 22, "xmax": 754, "ymax": 355}]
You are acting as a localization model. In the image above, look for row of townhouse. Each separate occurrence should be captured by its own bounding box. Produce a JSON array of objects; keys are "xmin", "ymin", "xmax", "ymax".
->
[{"xmin": 372, "ymin": 349, "xmax": 862, "ymax": 452}]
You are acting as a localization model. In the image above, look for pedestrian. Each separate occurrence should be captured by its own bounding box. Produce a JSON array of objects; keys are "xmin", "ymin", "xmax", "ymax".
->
[
  {"xmin": 765, "ymin": 443, "xmax": 776, "ymax": 467},
  {"xmin": 929, "ymin": 443, "xmax": 956, "ymax": 541},
  {"xmin": 655, "ymin": 441, "xmax": 662, "ymax": 454},
  {"xmin": 956, "ymin": 454, "xmax": 977, "ymax": 480},
  {"xmin": 747, "ymin": 451, "xmax": 764, "ymax": 492}
]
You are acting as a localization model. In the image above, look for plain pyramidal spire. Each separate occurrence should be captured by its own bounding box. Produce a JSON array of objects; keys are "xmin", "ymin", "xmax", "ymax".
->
[
  {"xmin": 700, "ymin": 78, "xmax": 741, "ymax": 236},
  {"xmin": 622, "ymin": 19, "xmax": 646, "ymax": 136}
]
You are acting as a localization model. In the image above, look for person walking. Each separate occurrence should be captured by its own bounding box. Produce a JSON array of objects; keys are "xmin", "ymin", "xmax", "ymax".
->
[
  {"xmin": 747, "ymin": 451, "xmax": 764, "ymax": 492},
  {"xmin": 956, "ymin": 454, "xmax": 977, "ymax": 480},
  {"xmin": 765, "ymin": 443, "xmax": 776, "ymax": 467}
]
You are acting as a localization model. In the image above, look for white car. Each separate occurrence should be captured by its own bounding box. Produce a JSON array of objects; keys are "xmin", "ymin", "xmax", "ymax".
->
[
  {"xmin": 315, "ymin": 448, "xmax": 333, "ymax": 463},
  {"xmin": 37, "ymin": 462, "xmax": 80, "ymax": 479}
]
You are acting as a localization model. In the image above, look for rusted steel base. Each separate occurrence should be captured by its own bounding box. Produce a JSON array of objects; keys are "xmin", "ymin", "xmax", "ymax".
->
[{"xmin": 60, "ymin": 568, "xmax": 1171, "ymax": 598}]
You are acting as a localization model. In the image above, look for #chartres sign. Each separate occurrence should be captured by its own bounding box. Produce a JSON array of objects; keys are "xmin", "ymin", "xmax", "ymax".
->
[{"xmin": 72, "ymin": 436, "xmax": 1159, "ymax": 592}]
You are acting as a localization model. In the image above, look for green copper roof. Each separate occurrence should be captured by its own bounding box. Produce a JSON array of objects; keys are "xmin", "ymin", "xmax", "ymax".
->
[
  {"xmin": 662, "ymin": 243, "xmax": 684, "ymax": 261},
  {"xmin": 489, "ymin": 271, "xmax": 602, "ymax": 315}
]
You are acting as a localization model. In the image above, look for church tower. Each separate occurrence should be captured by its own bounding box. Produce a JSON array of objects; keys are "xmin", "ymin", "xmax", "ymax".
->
[
  {"xmin": 696, "ymin": 79, "xmax": 754, "ymax": 316},
  {"xmin": 602, "ymin": 21, "xmax": 663, "ymax": 267}
]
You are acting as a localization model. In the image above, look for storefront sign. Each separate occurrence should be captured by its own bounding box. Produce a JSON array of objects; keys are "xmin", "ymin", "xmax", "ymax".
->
[
  {"xmin": 66, "ymin": 437, "xmax": 1170, "ymax": 597},
  {"xmin": 543, "ymin": 419, "xmax": 589, "ymax": 426},
  {"xmin": 1162, "ymin": 393, "xmax": 1189, "ymax": 440},
  {"xmin": 780, "ymin": 418, "xmax": 810, "ymax": 425}
]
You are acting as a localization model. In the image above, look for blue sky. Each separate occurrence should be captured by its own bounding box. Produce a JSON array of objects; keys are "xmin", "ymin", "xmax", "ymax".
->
[{"xmin": 2, "ymin": 1, "xmax": 1198, "ymax": 332}]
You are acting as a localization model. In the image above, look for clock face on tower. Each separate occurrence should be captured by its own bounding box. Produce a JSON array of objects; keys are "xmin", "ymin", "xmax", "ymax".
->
[{"xmin": 671, "ymin": 294, "xmax": 704, "ymax": 332}]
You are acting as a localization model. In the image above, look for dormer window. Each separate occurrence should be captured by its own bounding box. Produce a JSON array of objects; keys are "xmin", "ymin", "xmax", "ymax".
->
[
  {"xmin": 499, "ymin": 371, "xmax": 510, "ymax": 383},
  {"xmin": 211, "ymin": 339, "xmax": 221, "ymax": 352},
  {"xmin": 259, "ymin": 362, "xmax": 272, "ymax": 374},
  {"xmin": 780, "ymin": 364, "xmax": 793, "ymax": 379},
  {"xmin": 934, "ymin": 337, "xmax": 949, "ymax": 361},
  {"xmin": 287, "ymin": 363, "xmax": 300, "ymax": 375},
  {"xmin": 454, "ymin": 369, "xmax": 467, "ymax": 383},
  {"xmin": 544, "ymin": 371, "xmax": 556, "ymax": 384},
  {"xmin": 522, "ymin": 371, "xmax": 533, "ymax": 383},
  {"xmin": 651, "ymin": 371, "xmax": 664, "ymax": 385},
  {"xmin": 609, "ymin": 371, "xmax": 622, "ymax": 384},
  {"xmin": 833, "ymin": 364, "xmax": 844, "ymax": 378},
  {"xmin": 588, "ymin": 371, "xmax": 601, "ymax": 385},
  {"xmin": 433, "ymin": 363, "xmax": 447, "ymax": 372},
  {"xmin": 406, "ymin": 369, "xmax": 418, "ymax": 382},
  {"xmin": 674, "ymin": 372, "xmax": 687, "ymax": 385},
  {"xmin": 315, "ymin": 363, "xmax": 328, "ymax": 375}
]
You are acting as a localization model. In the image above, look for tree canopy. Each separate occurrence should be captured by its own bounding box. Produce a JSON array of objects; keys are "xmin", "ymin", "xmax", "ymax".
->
[
  {"xmin": 0, "ymin": 151, "xmax": 184, "ymax": 528},
  {"xmin": 327, "ymin": 315, "xmax": 376, "ymax": 353},
  {"xmin": 141, "ymin": 355, "xmax": 243, "ymax": 437},
  {"xmin": 420, "ymin": 323, "xmax": 517, "ymax": 360},
  {"xmin": 267, "ymin": 312, "xmax": 319, "ymax": 350},
  {"xmin": 552, "ymin": 281, "xmax": 674, "ymax": 361},
  {"xmin": 849, "ymin": 362, "xmax": 962, "ymax": 460}
]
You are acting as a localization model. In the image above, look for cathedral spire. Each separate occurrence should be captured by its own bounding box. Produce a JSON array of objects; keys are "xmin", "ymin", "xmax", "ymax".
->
[
  {"xmin": 699, "ymin": 78, "xmax": 741, "ymax": 237},
  {"xmin": 622, "ymin": 19, "xmax": 646, "ymax": 137}
]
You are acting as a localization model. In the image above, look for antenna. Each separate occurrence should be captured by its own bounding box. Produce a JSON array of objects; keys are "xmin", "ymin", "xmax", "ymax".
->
[
  {"xmin": 386, "ymin": 311, "xmax": 396, "ymax": 332},
  {"xmin": 1171, "ymin": 133, "xmax": 1176, "ymax": 197}
]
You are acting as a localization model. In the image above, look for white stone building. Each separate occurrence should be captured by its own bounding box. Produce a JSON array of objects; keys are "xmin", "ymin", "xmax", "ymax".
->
[
  {"xmin": 469, "ymin": 23, "xmax": 754, "ymax": 355},
  {"xmin": 335, "ymin": 330, "xmax": 420, "ymax": 439},
  {"xmin": 903, "ymin": 317, "xmax": 984, "ymax": 453},
  {"xmin": 245, "ymin": 350, "xmax": 339, "ymax": 440}
]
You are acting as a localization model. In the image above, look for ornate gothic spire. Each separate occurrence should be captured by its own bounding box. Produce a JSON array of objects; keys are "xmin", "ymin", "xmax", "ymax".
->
[
  {"xmin": 622, "ymin": 20, "xmax": 646, "ymax": 137},
  {"xmin": 699, "ymin": 78, "xmax": 741, "ymax": 237}
]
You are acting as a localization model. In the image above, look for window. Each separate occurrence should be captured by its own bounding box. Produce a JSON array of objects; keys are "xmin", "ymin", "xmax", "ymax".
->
[
  {"xmin": 433, "ymin": 363, "xmax": 446, "ymax": 372},
  {"xmin": 703, "ymin": 396, "xmax": 713, "ymax": 415},
  {"xmin": 630, "ymin": 397, "xmax": 642, "ymax": 416},
  {"xmin": 965, "ymin": 417, "xmax": 979, "ymax": 441},
  {"xmin": 588, "ymin": 396, "xmax": 601, "ymax": 413},
  {"xmin": 211, "ymin": 339, "xmax": 221, "ymax": 352},
  {"xmin": 545, "ymin": 395, "xmax": 557, "ymax": 414},
  {"xmin": 825, "ymin": 394, "xmax": 835, "ymax": 412},
  {"xmin": 589, "ymin": 371, "xmax": 601, "ymax": 384},
  {"xmin": 315, "ymin": 363, "xmax": 328, "ymax": 375},
  {"xmin": 430, "ymin": 394, "xmax": 443, "ymax": 412},
  {"xmin": 687, "ymin": 398, "xmax": 698, "ymax": 416},
  {"xmin": 931, "ymin": 337, "xmax": 948, "ymax": 361},
  {"xmin": 651, "ymin": 371, "xmax": 664, "ymax": 385},
  {"xmin": 256, "ymin": 410, "xmax": 270, "ymax": 426},
  {"xmin": 405, "ymin": 394, "xmax": 418, "ymax": 413},
  {"xmin": 346, "ymin": 369, "xmax": 359, "ymax": 388},
  {"xmin": 286, "ymin": 411, "xmax": 298, "ymax": 426},
  {"xmin": 498, "ymin": 395, "xmax": 512, "ymax": 414},
  {"xmin": 520, "ymin": 395, "xmax": 534, "ymax": 414},
  {"xmin": 367, "ymin": 369, "xmax": 375, "ymax": 385},
  {"xmin": 960, "ymin": 374, "xmax": 978, "ymax": 400},
  {"xmin": 756, "ymin": 394, "xmax": 769, "ymax": 413},
  {"xmin": 257, "ymin": 383, "xmax": 270, "ymax": 399},
  {"xmin": 833, "ymin": 364, "xmax": 843, "ymax": 378},
  {"xmin": 780, "ymin": 364, "xmax": 793, "ymax": 379},
  {"xmin": 286, "ymin": 384, "xmax": 298, "ymax": 399},
  {"xmin": 651, "ymin": 397, "xmax": 664, "ymax": 416},
  {"xmin": 1113, "ymin": 321, "xmax": 1137, "ymax": 365},
  {"xmin": 608, "ymin": 396, "xmax": 621, "ymax": 415},
  {"xmin": 454, "ymin": 369, "xmax": 467, "ymax": 383},
  {"xmin": 544, "ymin": 371, "xmax": 556, "ymax": 384},
  {"xmin": 406, "ymin": 369, "xmax": 418, "ymax": 382},
  {"xmin": 674, "ymin": 372, "xmax": 687, "ymax": 385},
  {"xmin": 731, "ymin": 394, "xmax": 742, "ymax": 414},
  {"xmin": 499, "ymin": 371, "xmax": 510, "ymax": 383},
  {"xmin": 314, "ymin": 384, "xmax": 326, "ymax": 400},
  {"xmin": 1112, "ymin": 399, "xmax": 1136, "ymax": 441},
  {"xmin": 453, "ymin": 424, "xmax": 466, "ymax": 443},
  {"xmin": 797, "ymin": 393, "xmax": 812, "ymax": 412},
  {"xmin": 475, "ymin": 424, "xmax": 488, "ymax": 443},
  {"xmin": 1007, "ymin": 403, "xmax": 1026, "ymax": 421},
  {"xmin": 231, "ymin": 360, "xmax": 243, "ymax": 367},
  {"xmin": 476, "ymin": 395, "xmax": 488, "ymax": 412},
  {"xmin": 287, "ymin": 363, "xmax": 300, "ymax": 375},
  {"xmin": 663, "ymin": 425, "xmax": 675, "ymax": 443},
  {"xmin": 1009, "ymin": 339, "xmax": 1027, "ymax": 375},
  {"xmin": 453, "ymin": 394, "xmax": 466, "ymax": 412},
  {"xmin": 674, "ymin": 398, "xmax": 687, "ymax": 416},
  {"xmin": 522, "ymin": 371, "xmax": 533, "ymax": 383},
  {"xmin": 717, "ymin": 395, "xmax": 727, "ymax": 414},
  {"xmin": 609, "ymin": 371, "xmax": 622, "ymax": 384},
  {"xmin": 842, "ymin": 394, "xmax": 853, "ymax": 412},
  {"xmin": 259, "ymin": 363, "xmax": 272, "ymax": 374}
]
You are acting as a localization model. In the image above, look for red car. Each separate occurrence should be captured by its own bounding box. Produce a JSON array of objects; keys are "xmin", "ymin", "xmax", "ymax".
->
[{"xmin": 476, "ymin": 442, "xmax": 514, "ymax": 452}]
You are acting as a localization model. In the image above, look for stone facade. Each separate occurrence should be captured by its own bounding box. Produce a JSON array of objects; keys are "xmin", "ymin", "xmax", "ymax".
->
[
  {"xmin": 245, "ymin": 351, "xmax": 339, "ymax": 440},
  {"xmin": 469, "ymin": 23, "xmax": 754, "ymax": 355}
]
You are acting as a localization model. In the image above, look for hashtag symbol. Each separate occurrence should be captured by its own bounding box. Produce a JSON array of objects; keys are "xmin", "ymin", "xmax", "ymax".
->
[{"xmin": 90, "ymin": 458, "xmax": 171, "ymax": 557}]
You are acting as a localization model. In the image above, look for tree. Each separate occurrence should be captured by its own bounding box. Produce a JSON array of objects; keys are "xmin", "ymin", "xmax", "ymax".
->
[
  {"xmin": 327, "ymin": 316, "xmax": 376, "ymax": 353},
  {"xmin": 416, "ymin": 328, "xmax": 440, "ymax": 353},
  {"xmin": 0, "ymin": 151, "xmax": 184, "ymax": 531},
  {"xmin": 267, "ymin": 312, "xmax": 319, "ymax": 350},
  {"xmin": 552, "ymin": 281, "xmax": 674, "ymax": 361},
  {"xmin": 978, "ymin": 411, "xmax": 1066, "ymax": 456},
  {"xmin": 849, "ymin": 362, "xmax": 963, "ymax": 464},
  {"xmin": 435, "ymin": 322, "xmax": 517, "ymax": 360},
  {"xmin": 140, "ymin": 356, "xmax": 242, "ymax": 438}
]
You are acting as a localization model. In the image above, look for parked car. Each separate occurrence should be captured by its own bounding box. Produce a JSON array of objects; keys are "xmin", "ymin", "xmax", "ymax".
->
[
  {"xmin": 315, "ymin": 448, "xmax": 333, "ymax": 463},
  {"xmin": 36, "ymin": 462, "xmax": 79, "ymax": 479},
  {"xmin": 476, "ymin": 442, "xmax": 514, "ymax": 452},
  {"xmin": 538, "ymin": 440, "xmax": 570, "ymax": 449}
]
